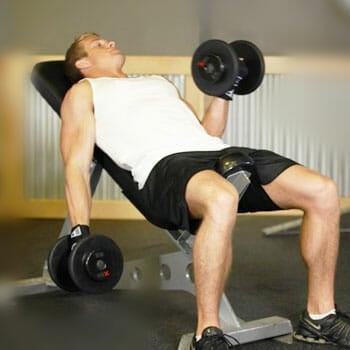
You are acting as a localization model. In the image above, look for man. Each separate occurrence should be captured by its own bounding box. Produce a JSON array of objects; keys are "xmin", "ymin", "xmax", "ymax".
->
[{"xmin": 61, "ymin": 32, "xmax": 350, "ymax": 349}]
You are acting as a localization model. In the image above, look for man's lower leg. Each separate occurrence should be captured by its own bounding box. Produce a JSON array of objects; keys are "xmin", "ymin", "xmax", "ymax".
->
[
  {"xmin": 193, "ymin": 214, "xmax": 235, "ymax": 336},
  {"xmin": 300, "ymin": 204, "xmax": 340, "ymax": 314}
]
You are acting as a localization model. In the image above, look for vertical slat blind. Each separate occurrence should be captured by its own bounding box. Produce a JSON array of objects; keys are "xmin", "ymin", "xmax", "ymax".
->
[
  {"xmin": 223, "ymin": 74, "xmax": 349, "ymax": 195},
  {"xmin": 25, "ymin": 73, "xmax": 350, "ymax": 198}
]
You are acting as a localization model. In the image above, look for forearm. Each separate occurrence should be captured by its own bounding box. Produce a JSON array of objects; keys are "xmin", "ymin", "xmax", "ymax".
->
[
  {"xmin": 64, "ymin": 165, "xmax": 92, "ymax": 227},
  {"xmin": 201, "ymin": 97, "xmax": 229, "ymax": 138}
]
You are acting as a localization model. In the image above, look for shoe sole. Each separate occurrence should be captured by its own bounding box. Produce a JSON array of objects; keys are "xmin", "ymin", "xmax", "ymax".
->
[{"xmin": 293, "ymin": 331, "xmax": 333, "ymax": 345}]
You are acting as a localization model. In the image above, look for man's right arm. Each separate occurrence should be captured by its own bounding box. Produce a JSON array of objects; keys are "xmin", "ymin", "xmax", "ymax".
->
[
  {"xmin": 200, "ymin": 97, "xmax": 229, "ymax": 138},
  {"xmin": 60, "ymin": 81, "xmax": 95, "ymax": 227}
]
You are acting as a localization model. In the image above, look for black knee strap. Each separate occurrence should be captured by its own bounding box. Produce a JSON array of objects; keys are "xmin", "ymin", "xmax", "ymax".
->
[
  {"xmin": 215, "ymin": 151, "xmax": 254, "ymax": 199},
  {"xmin": 215, "ymin": 151, "xmax": 254, "ymax": 178}
]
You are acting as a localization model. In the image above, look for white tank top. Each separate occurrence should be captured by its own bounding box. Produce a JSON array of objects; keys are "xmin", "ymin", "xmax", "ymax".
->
[{"xmin": 84, "ymin": 76, "xmax": 229, "ymax": 189}]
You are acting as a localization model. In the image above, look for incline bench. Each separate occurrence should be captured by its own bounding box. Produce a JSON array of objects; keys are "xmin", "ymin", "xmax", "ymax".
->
[{"xmin": 15, "ymin": 60, "xmax": 292, "ymax": 349}]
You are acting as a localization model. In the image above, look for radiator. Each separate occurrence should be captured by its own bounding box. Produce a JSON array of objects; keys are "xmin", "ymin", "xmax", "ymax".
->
[{"xmin": 25, "ymin": 74, "xmax": 350, "ymax": 199}]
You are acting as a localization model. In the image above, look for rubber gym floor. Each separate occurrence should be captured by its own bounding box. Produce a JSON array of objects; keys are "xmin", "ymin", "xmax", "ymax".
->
[{"xmin": 0, "ymin": 213, "xmax": 349, "ymax": 350}]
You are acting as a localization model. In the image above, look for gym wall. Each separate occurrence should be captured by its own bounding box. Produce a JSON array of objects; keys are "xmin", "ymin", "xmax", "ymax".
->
[
  {"xmin": 1, "ymin": 0, "xmax": 350, "ymax": 219},
  {"xmin": 3, "ymin": 0, "xmax": 350, "ymax": 55},
  {"xmin": 2, "ymin": 54, "xmax": 347, "ymax": 221},
  {"xmin": 199, "ymin": 0, "xmax": 350, "ymax": 55},
  {"xmin": 5, "ymin": 0, "xmax": 199, "ymax": 55},
  {"xmin": 0, "ymin": 0, "xmax": 9, "ymax": 52}
]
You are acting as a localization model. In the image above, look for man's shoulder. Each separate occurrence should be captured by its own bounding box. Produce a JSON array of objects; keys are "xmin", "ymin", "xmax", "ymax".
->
[
  {"xmin": 64, "ymin": 80, "xmax": 92, "ymax": 104},
  {"xmin": 61, "ymin": 80, "xmax": 93, "ymax": 114},
  {"xmin": 68, "ymin": 79, "xmax": 92, "ymax": 98}
]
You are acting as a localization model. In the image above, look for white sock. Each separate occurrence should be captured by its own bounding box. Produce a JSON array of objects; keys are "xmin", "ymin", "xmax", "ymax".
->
[
  {"xmin": 309, "ymin": 308, "xmax": 336, "ymax": 320},
  {"xmin": 195, "ymin": 335, "xmax": 202, "ymax": 342}
]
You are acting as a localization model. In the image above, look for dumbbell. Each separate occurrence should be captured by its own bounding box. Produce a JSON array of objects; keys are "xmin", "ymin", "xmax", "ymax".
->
[
  {"xmin": 48, "ymin": 233, "xmax": 124, "ymax": 294},
  {"xmin": 191, "ymin": 39, "xmax": 265, "ymax": 97}
]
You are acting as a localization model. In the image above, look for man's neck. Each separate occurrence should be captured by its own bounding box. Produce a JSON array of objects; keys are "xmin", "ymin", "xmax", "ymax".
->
[{"xmin": 85, "ymin": 67, "xmax": 128, "ymax": 79}]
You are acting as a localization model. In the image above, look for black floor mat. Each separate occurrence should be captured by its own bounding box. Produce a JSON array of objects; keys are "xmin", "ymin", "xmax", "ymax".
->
[{"xmin": 0, "ymin": 215, "xmax": 349, "ymax": 349}]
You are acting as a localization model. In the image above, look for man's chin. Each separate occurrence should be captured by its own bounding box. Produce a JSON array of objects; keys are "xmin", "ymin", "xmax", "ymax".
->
[{"xmin": 116, "ymin": 54, "xmax": 126, "ymax": 66}]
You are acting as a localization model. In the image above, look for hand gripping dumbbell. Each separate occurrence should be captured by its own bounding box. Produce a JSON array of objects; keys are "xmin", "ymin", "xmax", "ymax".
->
[
  {"xmin": 48, "ymin": 225, "xmax": 124, "ymax": 294},
  {"xmin": 191, "ymin": 39, "xmax": 265, "ymax": 99}
]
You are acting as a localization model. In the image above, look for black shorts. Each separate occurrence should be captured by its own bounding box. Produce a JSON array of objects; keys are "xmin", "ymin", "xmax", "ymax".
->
[{"xmin": 138, "ymin": 147, "xmax": 298, "ymax": 233}]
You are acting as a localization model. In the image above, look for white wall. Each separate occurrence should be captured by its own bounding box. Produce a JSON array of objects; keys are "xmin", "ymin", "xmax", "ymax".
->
[{"xmin": 3, "ymin": 0, "xmax": 350, "ymax": 55}]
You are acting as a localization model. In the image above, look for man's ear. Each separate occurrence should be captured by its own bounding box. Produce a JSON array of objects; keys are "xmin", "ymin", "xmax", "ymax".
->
[{"xmin": 75, "ymin": 57, "xmax": 91, "ymax": 70}]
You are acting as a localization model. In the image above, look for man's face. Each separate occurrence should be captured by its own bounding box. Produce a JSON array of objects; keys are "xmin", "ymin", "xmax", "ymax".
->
[{"xmin": 77, "ymin": 34, "xmax": 125, "ymax": 75}]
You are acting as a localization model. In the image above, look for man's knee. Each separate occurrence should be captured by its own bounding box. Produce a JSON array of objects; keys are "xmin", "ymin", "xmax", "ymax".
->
[
  {"xmin": 186, "ymin": 170, "xmax": 239, "ymax": 219},
  {"xmin": 203, "ymin": 185, "xmax": 239, "ymax": 218},
  {"xmin": 307, "ymin": 175, "xmax": 340, "ymax": 212}
]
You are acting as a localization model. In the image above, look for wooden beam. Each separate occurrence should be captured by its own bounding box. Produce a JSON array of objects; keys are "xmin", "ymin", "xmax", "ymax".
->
[
  {"xmin": 19, "ymin": 199, "xmax": 145, "ymax": 220},
  {"xmin": 17, "ymin": 197, "xmax": 350, "ymax": 219}
]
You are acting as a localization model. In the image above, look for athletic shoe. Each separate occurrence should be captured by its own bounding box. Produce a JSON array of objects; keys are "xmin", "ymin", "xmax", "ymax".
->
[
  {"xmin": 190, "ymin": 326, "xmax": 239, "ymax": 349},
  {"xmin": 294, "ymin": 309, "xmax": 350, "ymax": 347}
]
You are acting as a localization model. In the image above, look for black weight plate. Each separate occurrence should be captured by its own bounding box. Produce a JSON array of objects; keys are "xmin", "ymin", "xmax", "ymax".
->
[
  {"xmin": 192, "ymin": 39, "xmax": 238, "ymax": 96},
  {"xmin": 68, "ymin": 235, "xmax": 124, "ymax": 294},
  {"xmin": 47, "ymin": 236, "xmax": 80, "ymax": 292},
  {"xmin": 230, "ymin": 40, "xmax": 265, "ymax": 95}
]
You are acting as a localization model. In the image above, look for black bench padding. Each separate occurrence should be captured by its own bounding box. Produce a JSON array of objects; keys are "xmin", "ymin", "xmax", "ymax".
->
[{"xmin": 31, "ymin": 61, "xmax": 159, "ymax": 227}]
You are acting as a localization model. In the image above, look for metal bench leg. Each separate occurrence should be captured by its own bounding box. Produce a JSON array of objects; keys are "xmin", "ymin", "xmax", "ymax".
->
[
  {"xmin": 159, "ymin": 230, "xmax": 293, "ymax": 348},
  {"xmin": 113, "ymin": 228, "xmax": 293, "ymax": 347}
]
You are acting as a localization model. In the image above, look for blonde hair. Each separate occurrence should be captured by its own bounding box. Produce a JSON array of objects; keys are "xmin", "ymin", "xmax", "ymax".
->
[{"xmin": 64, "ymin": 32, "xmax": 99, "ymax": 83}]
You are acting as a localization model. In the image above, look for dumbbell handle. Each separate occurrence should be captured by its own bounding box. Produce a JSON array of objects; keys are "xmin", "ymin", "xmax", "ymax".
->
[
  {"xmin": 70, "ymin": 224, "xmax": 90, "ymax": 249},
  {"xmin": 232, "ymin": 59, "xmax": 249, "ymax": 91},
  {"xmin": 221, "ymin": 59, "xmax": 248, "ymax": 100}
]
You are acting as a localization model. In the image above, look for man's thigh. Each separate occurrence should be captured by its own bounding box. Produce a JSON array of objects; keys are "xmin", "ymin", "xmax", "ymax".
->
[
  {"xmin": 262, "ymin": 164, "xmax": 334, "ymax": 210},
  {"xmin": 237, "ymin": 149, "xmax": 298, "ymax": 213}
]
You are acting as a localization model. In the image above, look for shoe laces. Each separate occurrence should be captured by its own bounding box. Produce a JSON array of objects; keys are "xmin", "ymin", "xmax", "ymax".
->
[
  {"xmin": 329, "ymin": 306, "xmax": 350, "ymax": 340},
  {"xmin": 335, "ymin": 306, "xmax": 350, "ymax": 322}
]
